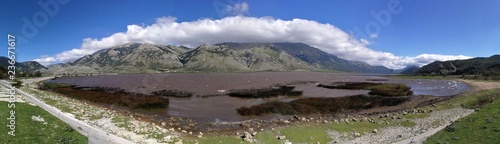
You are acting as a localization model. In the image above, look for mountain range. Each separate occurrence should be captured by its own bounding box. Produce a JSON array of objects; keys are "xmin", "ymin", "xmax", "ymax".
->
[
  {"xmin": 0, "ymin": 57, "xmax": 47, "ymax": 78},
  {"xmin": 414, "ymin": 55, "xmax": 500, "ymax": 76},
  {"xmin": 44, "ymin": 42, "xmax": 396, "ymax": 74}
]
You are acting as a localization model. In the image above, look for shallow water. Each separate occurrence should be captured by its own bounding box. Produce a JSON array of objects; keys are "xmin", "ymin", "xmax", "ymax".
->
[{"xmin": 48, "ymin": 72, "xmax": 469, "ymax": 122}]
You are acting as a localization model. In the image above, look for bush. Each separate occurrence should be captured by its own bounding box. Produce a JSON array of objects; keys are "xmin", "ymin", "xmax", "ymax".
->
[
  {"xmin": 12, "ymin": 79, "xmax": 23, "ymax": 88},
  {"xmin": 446, "ymin": 124, "xmax": 457, "ymax": 132}
]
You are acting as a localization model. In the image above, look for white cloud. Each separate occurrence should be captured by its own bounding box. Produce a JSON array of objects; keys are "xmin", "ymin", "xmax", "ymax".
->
[
  {"xmin": 226, "ymin": 1, "xmax": 249, "ymax": 16},
  {"xmin": 34, "ymin": 16, "xmax": 472, "ymax": 69}
]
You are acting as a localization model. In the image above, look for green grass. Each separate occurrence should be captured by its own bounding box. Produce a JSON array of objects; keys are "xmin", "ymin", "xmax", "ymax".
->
[
  {"xmin": 111, "ymin": 116, "xmax": 133, "ymax": 131},
  {"xmin": 0, "ymin": 101, "xmax": 88, "ymax": 144},
  {"xmin": 425, "ymin": 99, "xmax": 500, "ymax": 144},
  {"xmin": 438, "ymin": 89, "xmax": 500, "ymax": 110}
]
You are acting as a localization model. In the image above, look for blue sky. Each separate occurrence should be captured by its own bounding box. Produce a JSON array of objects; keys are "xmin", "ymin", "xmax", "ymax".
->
[{"xmin": 2, "ymin": 0, "xmax": 499, "ymax": 69}]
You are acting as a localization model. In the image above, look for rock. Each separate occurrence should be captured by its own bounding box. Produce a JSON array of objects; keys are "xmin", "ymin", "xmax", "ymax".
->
[
  {"xmin": 353, "ymin": 132, "xmax": 361, "ymax": 137},
  {"xmin": 249, "ymin": 128, "xmax": 254, "ymax": 132},
  {"xmin": 372, "ymin": 129, "xmax": 378, "ymax": 133},
  {"xmin": 252, "ymin": 132, "xmax": 257, "ymax": 136},
  {"xmin": 323, "ymin": 120, "xmax": 329, "ymax": 123},
  {"xmin": 282, "ymin": 140, "xmax": 292, "ymax": 144},
  {"xmin": 175, "ymin": 140, "xmax": 183, "ymax": 144},
  {"xmin": 277, "ymin": 135, "xmax": 286, "ymax": 140},
  {"xmin": 164, "ymin": 135, "xmax": 172, "ymax": 141},
  {"xmin": 197, "ymin": 132, "xmax": 203, "ymax": 138},
  {"xmin": 242, "ymin": 132, "xmax": 253, "ymax": 142}
]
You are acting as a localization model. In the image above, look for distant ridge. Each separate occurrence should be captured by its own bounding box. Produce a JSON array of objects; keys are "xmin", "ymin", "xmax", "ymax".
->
[
  {"xmin": 46, "ymin": 42, "xmax": 395, "ymax": 74},
  {"xmin": 413, "ymin": 55, "xmax": 500, "ymax": 76}
]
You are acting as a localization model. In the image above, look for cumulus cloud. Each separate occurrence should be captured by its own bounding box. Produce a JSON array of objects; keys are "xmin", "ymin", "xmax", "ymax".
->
[
  {"xmin": 34, "ymin": 16, "xmax": 472, "ymax": 69},
  {"xmin": 225, "ymin": 1, "xmax": 249, "ymax": 16}
]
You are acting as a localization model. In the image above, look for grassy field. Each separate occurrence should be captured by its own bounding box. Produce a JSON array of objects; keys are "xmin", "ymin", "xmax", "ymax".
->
[
  {"xmin": 425, "ymin": 88, "xmax": 500, "ymax": 144},
  {"xmin": 0, "ymin": 101, "xmax": 88, "ymax": 144}
]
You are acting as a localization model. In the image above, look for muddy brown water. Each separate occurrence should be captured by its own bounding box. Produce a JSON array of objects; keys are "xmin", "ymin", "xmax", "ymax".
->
[{"xmin": 48, "ymin": 72, "xmax": 468, "ymax": 123}]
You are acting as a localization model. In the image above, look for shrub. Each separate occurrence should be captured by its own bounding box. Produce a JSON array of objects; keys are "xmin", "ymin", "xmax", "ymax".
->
[{"xmin": 12, "ymin": 79, "xmax": 23, "ymax": 88}]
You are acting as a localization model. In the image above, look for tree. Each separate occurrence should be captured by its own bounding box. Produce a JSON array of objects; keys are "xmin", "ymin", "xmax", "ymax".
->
[
  {"xmin": 12, "ymin": 79, "xmax": 23, "ymax": 88},
  {"xmin": 34, "ymin": 71, "xmax": 42, "ymax": 77}
]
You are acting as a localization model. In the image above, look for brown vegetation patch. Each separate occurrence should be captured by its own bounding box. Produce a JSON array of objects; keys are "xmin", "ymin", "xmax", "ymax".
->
[
  {"xmin": 317, "ymin": 82, "xmax": 413, "ymax": 96},
  {"xmin": 41, "ymin": 82, "xmax": 169, "ymax": 110},
  {"xmin": 228, "ymin": 85, "xmax": 303, "ymax": 98},
  {"xmin": 152, "ymin": 89, "xmax": 193, "ymax": 98},
  {"xmin": 237, "ymin": 95, "xmax": 410, "ymax": 116}
]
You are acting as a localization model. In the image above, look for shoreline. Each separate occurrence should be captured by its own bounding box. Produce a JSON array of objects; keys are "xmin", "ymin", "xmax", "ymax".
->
[{"xmin": 14, "ymin": 76, "xmax": 499, "ymax": 143}]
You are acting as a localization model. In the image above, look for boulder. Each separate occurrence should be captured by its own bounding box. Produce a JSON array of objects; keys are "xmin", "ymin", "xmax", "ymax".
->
[
  {"xmin": 277, "ymin": 135, "xmax": 286, "ymax": 140},
  {"xmin": 353, "ymin": 132, "xmax": 361, "ymax": 137}
]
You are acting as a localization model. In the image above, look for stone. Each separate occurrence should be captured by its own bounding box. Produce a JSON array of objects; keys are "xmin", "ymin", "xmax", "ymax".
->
[
  {"xmin": 242, "ymin": 132, "xmax": 253, "ymax": 142},
  {"xmin": 353, "ymin": 132, "xmax": 361, "ymax": 137},
  {"xmin": 277, "ymin": 135, "xmax": 286, "ymax": 140},
  {"xmin": 351, "ymin": 118, "xmax": 357, "ymax": 122},
  {"xmin": 372, "ymin": 129, "xmax": 378, "ymax": 133},
  {"xmin": 283, "ymin": 140, "xmax": 292, "ymax": 144},
  {"xmin": 252, "ymin": 132, "xmax": 257, "ymax": 136}
]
